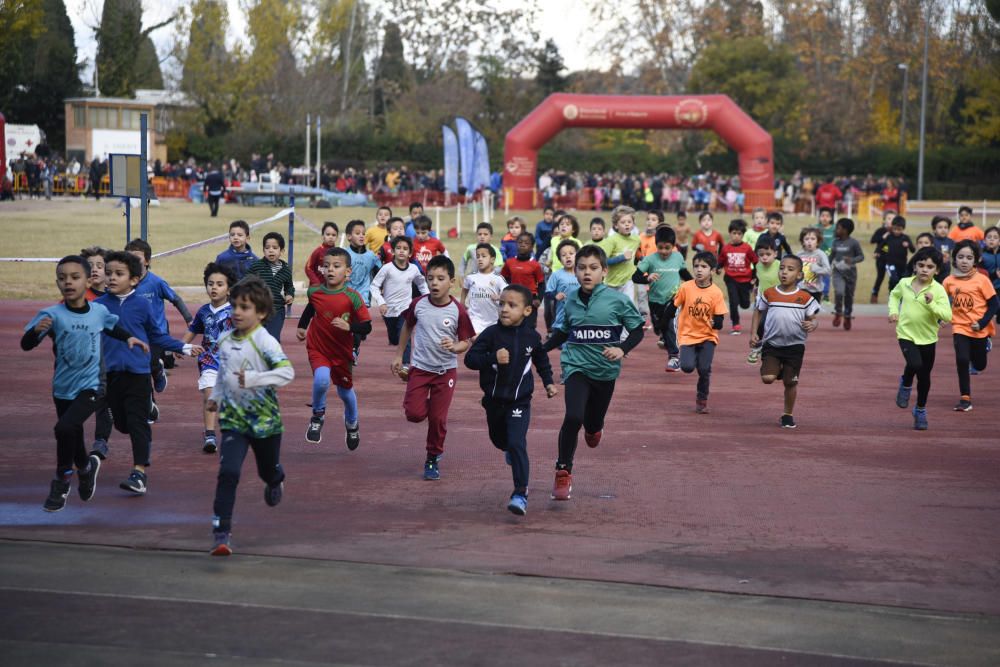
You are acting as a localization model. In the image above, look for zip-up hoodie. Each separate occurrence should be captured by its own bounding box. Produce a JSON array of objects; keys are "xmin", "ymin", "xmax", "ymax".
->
[
  {"xmin": 215, "ymin": 244, "xmax": 258, "ymax": 280},
  {"xmin": 96, "ymin": 291, "xmax": 189, "ymax": 373},
  {"xmin": 981, "ymin": 246, "xmax": 1000, "ymax": 292},
  {"xmin": 464, "ymin": 318, "xmax": 554, "ymax": 404}
]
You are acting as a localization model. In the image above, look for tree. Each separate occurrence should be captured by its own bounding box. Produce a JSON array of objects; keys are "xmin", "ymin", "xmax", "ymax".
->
[
  {"xmin": 178, "ymin": 0, "xmax": 234, "ymax": 136},
  {"xmin": 95, "ymin": 0, "xmax": 172, "ymax": 97},
  {"xmin": 373, "ymin": 22, "xmax": 410, "ymax": 119},
  {"xmin": 134, "ymin": 35, "xmax": 164, "ymax": 89},
  {"xmin": 535, "ymin": 39, "xmax": 566, "ymax": 97}
]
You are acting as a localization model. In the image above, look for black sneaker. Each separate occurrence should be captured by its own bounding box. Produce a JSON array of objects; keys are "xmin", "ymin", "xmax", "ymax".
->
[
  {"xmin": 305, "ymin": 416, "xmax": 323, "ymax": 443},
  {"xmin": 77, "ymin": 455, "xmax": 101, "ymax": 501},
  {"xmin": 43, "ymin": 479, "xmax": 70, "ymax": 512},
  {"xmin": 203, "ymin": 433, "xmax": 217, "ymax": 454},
  {"xmin": 147, "ymin": 401, "xmax": 159, "ymax": 425},
  {"xmin": 345, "ymin": 422, "xmax": 360, "ymax": 451},
  {"xmin": 954, "ymin": 398, "xmax": 973, "ymax": 412},
  {"xmin": 153, "ymin": 359, "xmax": 168, "ymax": 393},
  {"xmin": 119, "ymin": 469, "xmax": 147, "ymax": 495},
  {"xmin": 780, "ymin": 414, "xmax": 797, "ymax": 429},
  {"xmin": 90, "ymin": 438, "xmax": 109, "ymax": 460},
  {"xmin": 264, "ymin": 480, "xmax": 283, "ymax": 507}
]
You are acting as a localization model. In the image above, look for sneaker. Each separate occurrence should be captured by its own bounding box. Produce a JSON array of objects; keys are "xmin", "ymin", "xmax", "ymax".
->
[
  {"xmin": 969, "ymin": 363, "xmax": 979, "ymax": 376},
  {"xmin": 913, "ymin": 407, "xmax": 928, "ymax": 431},
  {"xmin": 954, "ymin": 397, "xmax": 973, "ymax": 412},
  {"xmin": 43, "ymin": 479, "xmax": 70, "ymax": 512},
  {"xmin": 147, "ymin": 401, "xmax": 159, "ymax": 425},
  {"xmin": 507, "ymin": 493, "xmax": 528, "ymax": 516},
  {"xmin": 780, "ymin": 414, "xmax": 797, "ymax": 429},
  {"xmin": 551, "ymin": 470, "xmax": 572, "ymax": 500},
  {"xmin": 747, "ymin": 346, "xmax": 762, "ymax": 364},
  {"xmin": 895, "ymin": 377, "xmax": 912, "ymax": 409},
  {"xmin": 203, "ymin": 433, "xmax": 217, "ymax": 454},
  {"xmin": 656, "ymin": 340, "xmax": 666, "ymax": 350},
  {"xmin": 352, "ymin": 348, "xmax": 360, "ymax": 366},
  {"xmin": 211, "ymin": 531, "xmax": 232, "ymax": 557},
  {"xmin": 695, "ymin": 399, "xmax": 709, "ymax": 414},
  {"xmin": 345, "ymin": 422, "xmax": 360, "ymax": 451},
  {"xmin": 77, "ymin": 455, "xmax": 101, "ymax": 501},
  {"xmin": 730, "ymin": 325, "xmax": 742, "ymax": 335},
  {"xmin": 153, "ymin": 359, "xmax": 168, "ymax": 393},
  {"xmin": 843, "ymin": 317, "xmax": 852, "ymax": 331},
  {"xmin": 90, "ymin": 438, "xmax": 109, "ymax": 461},
  {"xmin": 987, "ymin": 338, "xmax": 993, "ymax": 354},
  {"xmin": 584, "ymin": 430, "xmax": 602, "ymax": 448},
  {"xmin": 119, "ymin": 469, "xmax": 147, "ymax": 495},
  {"xmin": 665, "ymin": 357, "xmax": 681, "ymax": 372},
  {"xmin": 832, "ymin": 313, "xmax": 842, "ymax": 328},
  {"xmin": 869, "ymin": 293, "xmax": 878, "ymax": 304},
  {"xmin": 423, "ymin": 457, "xmax": 441, "ymax": 481},
  {"xmin": 398, "ymin": 364, "xmax": 410, "ymax": 382},
  {"xmin": 264, "ymin": 480, "xmax": 283, "ymax": 507},
  {"xmin": 305, "ymin": 416, "xmax": 324, "ymax": 444}
]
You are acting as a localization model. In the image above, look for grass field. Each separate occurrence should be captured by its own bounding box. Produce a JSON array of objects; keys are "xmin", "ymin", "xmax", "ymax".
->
[{"xmin": 0, "ymin": 197, "xmax": 922, "ymax": 301}]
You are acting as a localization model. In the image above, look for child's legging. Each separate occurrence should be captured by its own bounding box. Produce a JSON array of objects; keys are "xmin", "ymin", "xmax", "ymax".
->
[
  {"xmin": 954, "ymin": 334, "xmax": 989, "ymax": 397},
  {"xmin": 680, "ymin": 341, "xmax": 716, "ymax": 400},
  {"xmin": 53, "ymin": 389, "xmax": 101, "ymax": 476},
  {"xmin": 899, "ymin": 339, "xmax": 935, "ymax": 408},
  {"xmin": 312, "ymin": 366, "xmax": 359, "ymax": 424},
  {"xmin": 871, "ymin": 256, "xmax": 888, "ymax": 296},
  {"xmin": 723, "ymin": 276, "xmax": 751, "ymax": 326},
  {"xmin": 383, "ymin": 316, "xmax": 411, "ymax": 363},
  {"xmin": 557, "ymin": 373, "xmax": 615, "ymax": 471}
]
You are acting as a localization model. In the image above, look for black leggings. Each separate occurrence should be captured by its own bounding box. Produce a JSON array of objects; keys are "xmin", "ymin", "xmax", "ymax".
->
[
  {"xmin": 724, "ymin": 276, "xmax": 751, "ymax": 326},
  {"xmin": 213, "ymin": 430, "xmax": 284, "ymax": 531},
  {"xmin": 105, "ymin": 372, "xmax": 153, "ymax": 466},
  {"xmin": 557, "ymin": 373, "xmax": 616, "ymax": 471},
  {"xmin": 53, "ymin": 390, "xmax": 101, "ymax": 476},
  {"xmin": 871, "ymin": 257, "xmax": 887, "ymax": 296},
  {"xmin": 954, "ymin": 334, "xmax": 989, "ymax": 397},
  {"xmin": 899, "ymin": 339, "xmax": 935, "ymax": 408},
  {"xmin": 649, "ymin": 301, "xmax": 678, "ymax": 356}
]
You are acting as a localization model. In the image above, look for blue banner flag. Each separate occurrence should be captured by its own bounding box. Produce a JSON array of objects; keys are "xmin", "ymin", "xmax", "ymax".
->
[
  {"xmin": 455, "ymin": 117, "xmax": 476, "ymax": 192},
  {"xmin": 473, "ymin": 132, "xmax": 490, "ymax": 193},
  {"xmin": 442, "ymin": 125, "xmax": 459, "ymax": 194}
]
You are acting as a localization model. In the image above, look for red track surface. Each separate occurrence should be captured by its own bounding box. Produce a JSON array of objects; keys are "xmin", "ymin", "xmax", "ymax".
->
[{"xmin": 2, "ymin": 301, "xmax": 998, "ymax": 614}]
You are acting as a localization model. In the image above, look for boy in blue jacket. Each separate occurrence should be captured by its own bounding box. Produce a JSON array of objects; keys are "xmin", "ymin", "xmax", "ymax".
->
[
  {"xmin": 97, "ymin": 251, "xmax": 201, "ymax": 495},
  {"xmin": 464, "ymin": 284, "xmax": 558, "ymax": 516},
  {"xmin": 215, "ymin": 219, "xmax": 258, "ymax": 280}
]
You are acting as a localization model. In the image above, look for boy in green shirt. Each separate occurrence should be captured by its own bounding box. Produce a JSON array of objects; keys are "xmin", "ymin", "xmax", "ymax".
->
[
  {"xmin": 605, "ymin": 206, "xmax": 641, "ymax": 304},
  {"xmin": 461, "ymin": 222, "xmax": 503, "ymax": 278},
  {"xmin": 632, "ymin": 226, "xmax": 691, "ymax": 371},
  {"xmin": 747, "ymin": 240, "xmax": 779, "ymax": 364}
]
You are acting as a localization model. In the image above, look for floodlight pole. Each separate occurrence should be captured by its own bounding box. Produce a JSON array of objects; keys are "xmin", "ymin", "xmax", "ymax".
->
[
  {"xmin": 125, "ymin": 200, "xmax": 131, "ymax": 246},
  {"xmin": 140, "ymin": 113, "xmax": 148, "ymax": 240},
  {"xmin": 316, "ymin": 116, "xmax": 322, "ymax": 188},
  {"xmin": 288, "ymin": 192, "xmax": 295, "ymax": 316},
  {"xmin": 898, "ymin": 63, "xmax": 909, "ymax": 149},
  {"xmin": 917, "ymin": 8, "xmax": 929, "ymax": 201},
  {"xmin": 306, "ymin": 114, "xmax": 311, "ymax": 187}
]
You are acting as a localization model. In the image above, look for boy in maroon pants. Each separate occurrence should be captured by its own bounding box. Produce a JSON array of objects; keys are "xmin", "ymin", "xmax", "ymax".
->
[{"xmin": 392, "ymin": 255, "xmax": 475, "ymax": 480}]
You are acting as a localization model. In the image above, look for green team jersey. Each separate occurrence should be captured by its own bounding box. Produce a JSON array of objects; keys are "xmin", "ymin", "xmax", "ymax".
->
[
  {"xmin": 744, "ymin": 229, "xmax": 761, "ymax": 249},
  {"xmin": 755, "ymin": 260, "xmax": 780, "ymax": 293},
  {"xmin": 554, "ymin": 283, "xmax": 645, "ymax": 382},
  {"xmin": 636, "ymin": 251, "xmax": 686, "ymax": 304},
  {"xmin": 462, "ymin": 243, "xmax": 503, "ymax": 269},
  {"xmin": 605, "ymin": 234, "xmax": 641, "ymax": 287}
]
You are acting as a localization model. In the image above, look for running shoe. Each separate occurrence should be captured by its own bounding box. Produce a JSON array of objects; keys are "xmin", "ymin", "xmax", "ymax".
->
[
  {"xmin": 345, "ymin": 422, "xmax": 360, "ymax": 451},
  {"xmin": 730, "ymin": 325, "xmax": 742, "ymax": 335},
  {"xmin": 843, "ymin": 317, "xmax": 852, "ymax": 331},
  {"xmin": 870, "ymin": 293, "xmax": 878, "ymax": 304},
  {"xmin": 153, "ymin": 359, "xmax": 168, "ymax": 393},
  {"xmin": 665, "ymin": 357, "xmax": 681, "ymax": 372},
  {"xmin": 656, "ymin": 340, "xmax": 666, "ymax": 350},
  {"xmin": 43, "ymin": 479, "xmax": 70, "ymax": 512},
  {"xmin": 77, "ymin": 455, "xmax": 101, "ymax": 501},
  {"xmin": 211, "ymin": 531, "xmax": 232, "ymax": 557},
  {"xmin": 507, "ymin": 494, "xmax": 528, "ymax": 516},
  {"xmin": 780, "ymin": 414, "xmax": 797, "ymax": 429},
  {"xmin": 551, "ymin": 470, "xmax": 572, "ymax": 501},
  {"xmin": 896, "ymin": 376, "xmax": 912, "ymax": 409},
  {"xmin": 423, "ymin": 456, "xmax": 441, "ymax": 481},
  {"xmin": 203, "ymin": 433, "xmax": 217, "ymax": 454},
  {"xmin": 264, "ymin": 480, "xmax": 283, "ymax": 507},
  {"xmin": 584, "ymin": 430, "xmax": 602, "ymax": 448},
  {"xmin": 954, "ymin": 397, "xmax": 973, "ymax": 412},
  {"xmin": 305, "ymin": 416, "xmax": 324, "ymax": 444},
  {"xmin": 695, "ymin": 399, "xmax": 709, "ymax": 414},
  {"xmin": 90, "ymin": 438, "xmax": 109, "ymax": 461},
  {"xmin": 147, "ymin": 401, "xmax": 159, "ymax": 425},
  {"xmin": 747, "ymin": 345, "xmax": 762, "ymax": 364},
  {"xmin": 119, "ymin": 469, "xmax": 147, "ymax": 495},
  {"xmin": 913, "ymin": 407, "xmax": 928, "ymax": 431},
  {"xmin": 398, "ymin": 364, "xmax": 410, "ymax": 382},
  {"xmin": 832, "ymin": 313, "xmax": 842, "ymax": 328}
]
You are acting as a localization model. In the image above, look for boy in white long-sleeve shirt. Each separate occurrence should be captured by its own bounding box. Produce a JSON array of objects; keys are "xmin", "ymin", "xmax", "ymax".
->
[
  {"xmin": 208, "ymin": 277, "xmax": 295, "ymax": 556},
  {"xmin": 370, "ymin": 236, "xmax": 429, "ymax": 372}
]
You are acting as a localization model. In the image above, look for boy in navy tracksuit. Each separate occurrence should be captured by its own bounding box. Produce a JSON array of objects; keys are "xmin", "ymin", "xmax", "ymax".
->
[
  {"xmin": 464, "ymin": 284, "xmax": 557, "ymax": 516},
  {"xmin": 96, "ymin": 252, "xmax": 200, "ymax": 495}
]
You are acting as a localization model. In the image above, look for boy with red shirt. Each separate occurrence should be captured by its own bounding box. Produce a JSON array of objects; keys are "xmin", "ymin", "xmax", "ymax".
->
[
  {"xmin": 411, "ymin": 216, "xmax": 448, "ymax": 271},
  {"xmin": 296, "ymin": 248, "xmax": 373, "ymax": 449},
  {"xmin": 718, "ymin": 219, "xmax": 758, "ymax": 334},
  {"xmin": 501, "ymin": 232, "xmax": 545, "ymax": 330},
  {"xmin": 305, "ymin": 222, "xmax": 340, "ymax": 286},
  {"xmin": 692, "ymin": 212, "xmax": 724, "ymax": 258},
  {"xmin": 815, "ymin": 177, "xmax": 843, "ymax": 212}
]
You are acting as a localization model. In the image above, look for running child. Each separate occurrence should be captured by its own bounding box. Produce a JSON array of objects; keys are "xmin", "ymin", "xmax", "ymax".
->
[
  {"xmin": 879, "ymin": 215, "xmax": 913, "ymax": 294},
  {"xmin": 534, "ymin": 206, "xmax": 556, "ymax": 261},
  {"xmin": 797, "ymin": 227, "xmax": 831, "ymax": 302},
  {"xmin": 948, "ymin": 205, "xmax": 984, "ymax": 244},
  {"xmin": 674, "ymin": 211, "xmax": 691, "ymax": 258},
  {"xmin": 692, "ymin": 211, "xmax": 724, "ymax": 258},
  {"xmin": 365, "ymin": 206, "xmax": 392, "ymax": 253},
  {"xmin": 588, "ymin": 217, "xmax": 612, "ymax": 254},
  {"xmin": 829, "ymin": 217, "xmax": 864, "ymax": 329},
  {"xmin": 370, "ymin": 236, "xmax": 428, "ymax": 367},
  {"xmin": 378, "ymin": 217, "xmax": 407, "ymax": 264},
  {"xmin": 297, "ymin": 248, "xmax": 373, "ymax": 448},
  {"xmin": 80, "ymin": 246, "xmax": 107, "ymax": 300},
  {"xmin": 747, "ymin": 240, "xmax": 779, "ymax": 362},
  {"xmin": 983, "ymin": 227, "xmax": 1000, "ymax": 301},
  {"xmin": 343, "ymin": 219, "xmax": 381, "ymax": 360},
  {"xmin": 412, "ymin": 215, "xmax": 448, "ymax": 271},
  {"xmin": 501, "ymin": 216, "xmax": 526, "ymax": 261},
  {"xmin": 635, "ymin": 210, "xmax": 665, "ymax": 324},
  {"xmin": 546, "ymin": 240, "xmax": 580, "ymax": 330},
  {"xmin": 758, "ymin": 211, "xmax": 793, "ymax": 259},
  {"xmin": 306, "ymin": 221, "xmax": 340, "ymax": 286},
  {"xmin": 464, "ymin": 284, "xmax": 558, "ymax": 515},
  {"xmin": 22, "ymin": 256, "xmax": 147, "ymax": 512},
  {"xmin": 818, "ymin": 207, "xmax": 836, "ymax": 301},
  {"xmin": 461, "ymin": 243, "xmax": 508, "ymax": 334},
  {"xmin": 870, "ymin": 209, "xmax": 897, "ymax": 302},
  {"xmin": 542, "ymin": 245, "xmax": 645, "ymax": 500},
  {"xmin": 208, "ymin": 277, "xmax": 295, "ymax": 556},
  {"xmin": 674, "ymin": 251, "xmax": 728, "ymax": 413},
  {"xmin": 742, "ymin": 208, "xmax": 767, "ymax": 249},
  {"xmin": 391, "ymin": 255, "xmax": 476, "ymax": 480},
  {"xmin": 931, "ymin": 216, "xmax": 955, "ymax": 283},
  {"xmin": 544, "ymin": 214, "xmax": 582, "ymax": 333},
  {"xmin": 247, "ymin": 231, "xmax": 295, "ymax": 342},
  {"xmin": 215, "ymin": 219, "xmax": 257, "ymax": 280},
  {"xmin": 461, "ymin": 222, "xmax": 503, "ymax": 277},
  {"xmin": 718, "ymin": 219, "xmax": 758, "ymax": 334},
  {"xmin": 501, "ymin": 232, "xmax": 545, "ymax": 330},
  {"xmin": 749, "ymin": 255, "xmax": 819, "ymax": 429},
  {"xmin": 888, "ymin": 247, "xmax": 951, "ymax": 430},
  {"xmin": 943, "ymin": 240, "xmax": 999, "ymax": 411},
  {"xmin": 633, "ymin": 226, "xmax": 690, "ymax": 371},
  {"xmin": 605, "ymin": 206, "xmax": 641, "ymax": 304},
  {"xmin": 182, "ymin": 262, "xmax": 236, "ymax": 453}
]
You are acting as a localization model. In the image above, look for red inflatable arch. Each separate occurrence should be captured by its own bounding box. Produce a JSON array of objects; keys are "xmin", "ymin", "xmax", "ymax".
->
[{"xmin": 502, "ymin": 93, "xmax": 774, "ymax": 210}]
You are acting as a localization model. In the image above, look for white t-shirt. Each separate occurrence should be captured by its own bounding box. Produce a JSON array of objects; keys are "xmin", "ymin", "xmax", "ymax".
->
[{"xmin": 462, "ymin": 272, "xmax": 507, "ymax": 333}]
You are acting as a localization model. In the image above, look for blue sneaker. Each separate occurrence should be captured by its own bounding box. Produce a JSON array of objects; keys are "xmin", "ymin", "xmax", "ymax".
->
[
  {"xmin": 913, "ymin": 407, "xmax": 928, "ymax": 431},
  {"xmin": 423, "ymin": 457, "xmax": 440, "ymax": 481},
  {"xmin": 895, "ymin": 376, "xmax": 911, "ymax": 408},
  {"xmin": 152, "ymin": 359, "xmax": 168, "ymax": 393},
  {"xmin": 969, "ymin": 363, "xmax": 979, "ymax": 376},
  {"xmin": 504, "ymin": 450, "xmax": 512, "ymax": 466},
  {"xmin": 507, "ymin": 493, "xmax": 527, "ymax": 516}
]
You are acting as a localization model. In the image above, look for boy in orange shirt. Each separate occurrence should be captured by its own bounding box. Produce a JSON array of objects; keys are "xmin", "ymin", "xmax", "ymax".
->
[
  {"xmin": 674, "ymin": 251, "xmax": 728, "ymax": 413},
  {"xmin": 948, "ymin": 206, "xmax": 985, "ymax": 244},
  {"xmin": 943, "ymin": 240, "xmax": 998, "ymax": 411}
]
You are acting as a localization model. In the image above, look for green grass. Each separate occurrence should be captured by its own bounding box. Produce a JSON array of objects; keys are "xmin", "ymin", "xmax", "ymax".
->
[{"xmin": 0, "ymin": 198, "xmax": 929, "ymax": 301}]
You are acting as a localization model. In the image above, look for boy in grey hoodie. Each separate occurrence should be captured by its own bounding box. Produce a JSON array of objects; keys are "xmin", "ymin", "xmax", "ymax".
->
[{"xmin": 829, "ymin": 218, "xmax": 865, "ymax": 329}]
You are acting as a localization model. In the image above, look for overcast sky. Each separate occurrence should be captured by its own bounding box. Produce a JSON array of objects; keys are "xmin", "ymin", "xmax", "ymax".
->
[{"xmin": 65, "ymin": 0, "xmax": 602, "ymax": 87}]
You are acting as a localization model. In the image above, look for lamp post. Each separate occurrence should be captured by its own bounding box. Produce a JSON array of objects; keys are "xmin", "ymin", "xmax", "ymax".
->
[
  {"xmin": 917, "ymin": 7, "xmax": 930, "ymax": 201},
  {"xmin": 898, "ymin": 63, "xmax": 909, "ymax": 148}
]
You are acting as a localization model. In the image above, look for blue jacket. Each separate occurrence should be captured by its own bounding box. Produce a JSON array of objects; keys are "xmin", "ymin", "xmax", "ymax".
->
[
  {"xmin": 534, "ymin": 219, "xmax": 554, "ymax": 259},
  {"xmin": 216, "ymin": 245, "xmax": 258, "ymax": 280},
  {"xmin": 134, "ymin": 271, "xmax": 191, "ymax": 333},
  {"xmin": 982, "ymin": 248, "xmax": 1000, "ymax": 291},
  {"xmin": 464, "ymin": 319, "xmax": 553, "ymax": 404},
  {"xmin": 96, "ymin": 292, "xmax": 185, "ymax": 374}
]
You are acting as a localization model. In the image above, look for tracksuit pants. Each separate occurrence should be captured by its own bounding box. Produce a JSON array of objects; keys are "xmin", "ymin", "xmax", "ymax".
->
[
  {"xmin": 213, "ymin": 430, "xmax": 284, "ymax": 532},
  {"xmin": 833, "ymin": 270, "xmax": 857, "ymax": 317},
  {"xmin": 53, "ymin": 390, "xmax": 101, "ymax": 476},
  {"xmin": 680, "ymin": 341, "xmax": 716, "ymax": 400},
  {"xmin": 724, "ymin": 276, "xmax": 752, "ymax": 326},
  {"xmin": 483, "ymin": 398, "xmax": 531, "ymax": 495},
  {"xmin": 404, "ymin": 368, "xmax": 457, "ymax": 458},
  {"xmin": 105, "ymin": 372, "xmax": 154, "ymax": 466}
]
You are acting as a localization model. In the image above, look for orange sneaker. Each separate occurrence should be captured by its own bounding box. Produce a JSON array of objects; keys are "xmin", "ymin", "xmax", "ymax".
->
[
  {"xmin": 584, "ymin": 430, "xmax": 603, "ymax": 448},
  {"xmin": 551, "ymin": 470, "xmax": 572, "ymax": 500}
]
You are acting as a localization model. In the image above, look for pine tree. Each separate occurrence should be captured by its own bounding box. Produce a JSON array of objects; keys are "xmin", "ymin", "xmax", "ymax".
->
[
  {"xmin": 374, "ymin": 22, "xmax": 410, "ymax": 120},
  {"xmin": 534, "ymin": 38, "xmax": 566, "ymax": 97}
]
